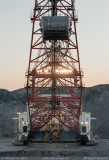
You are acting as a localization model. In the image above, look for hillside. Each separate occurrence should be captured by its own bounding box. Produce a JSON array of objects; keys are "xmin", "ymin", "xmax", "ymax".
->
[{"xmin": 0, "ymin": 84, "xmax": 109, "ymax": 138}]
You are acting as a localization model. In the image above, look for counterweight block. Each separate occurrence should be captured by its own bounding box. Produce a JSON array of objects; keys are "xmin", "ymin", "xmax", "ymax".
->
[{"xmin": 40, "ymin": 16, "xmax": 71, "ymax": 41}]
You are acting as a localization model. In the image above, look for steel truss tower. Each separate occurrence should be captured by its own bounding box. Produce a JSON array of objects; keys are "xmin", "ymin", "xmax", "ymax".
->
[{"xmin": 26, "ymin": 0, "xmax": 83, "ymax": 133}]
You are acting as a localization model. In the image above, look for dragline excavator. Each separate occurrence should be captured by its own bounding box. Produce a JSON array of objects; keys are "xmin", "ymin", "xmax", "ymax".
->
[{"xmin": 12, "ymin": 0, "xmax": 97, "ymax": 146}]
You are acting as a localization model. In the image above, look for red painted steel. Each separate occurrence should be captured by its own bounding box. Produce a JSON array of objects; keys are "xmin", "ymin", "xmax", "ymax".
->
[{"xmin": 26, "ymin": 0, "xmax": 83, "ymax": 133}]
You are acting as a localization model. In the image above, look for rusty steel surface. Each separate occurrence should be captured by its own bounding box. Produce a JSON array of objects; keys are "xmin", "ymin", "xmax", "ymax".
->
[{"xmin": 26, "ymin": 0, "xmax": 83, "ymax": 132}]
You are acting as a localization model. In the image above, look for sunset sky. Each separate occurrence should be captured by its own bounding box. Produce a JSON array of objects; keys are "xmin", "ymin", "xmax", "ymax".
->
[{"xmin": 0, "ymin": 0, "xmax": 109, "ymax": 91}]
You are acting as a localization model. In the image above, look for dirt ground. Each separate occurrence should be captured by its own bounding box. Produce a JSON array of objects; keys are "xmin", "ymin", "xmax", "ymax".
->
[{"xmin": 0, "ymin": 137, "xmax": 109, "ymax": 160}]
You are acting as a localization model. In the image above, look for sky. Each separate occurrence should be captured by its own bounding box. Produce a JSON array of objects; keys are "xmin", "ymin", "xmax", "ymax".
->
[{"xmin": 0, "ymin": 0, "xmax": 109, "ymax": 91}]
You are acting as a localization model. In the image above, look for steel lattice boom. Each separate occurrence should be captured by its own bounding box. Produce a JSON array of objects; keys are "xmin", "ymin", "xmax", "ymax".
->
[{"xmin": 26, "ymin": 0, "xmax": 83, "ymax": 133}]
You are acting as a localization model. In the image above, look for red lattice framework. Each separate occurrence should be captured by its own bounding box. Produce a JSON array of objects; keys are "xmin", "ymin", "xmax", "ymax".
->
[{"xmin": 26, "ymin": 0, "xmax": 83, "ymax": 133}]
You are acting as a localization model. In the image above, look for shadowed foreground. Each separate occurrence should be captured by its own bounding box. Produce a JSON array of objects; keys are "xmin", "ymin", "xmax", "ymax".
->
[{"xmin": 0, "ymin": 137, "xmax": 109, "ymax": 160}]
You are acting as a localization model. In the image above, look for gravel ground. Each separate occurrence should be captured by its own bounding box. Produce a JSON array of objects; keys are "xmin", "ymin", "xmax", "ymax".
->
[{"xmin": 0, "ymin": 137, "xmax": 109, "ymax": 160}]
